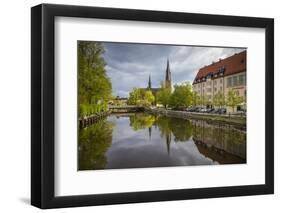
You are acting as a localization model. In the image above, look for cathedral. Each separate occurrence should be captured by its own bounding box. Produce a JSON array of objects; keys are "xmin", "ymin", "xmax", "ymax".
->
[{"xmin": 145, "ymin": 59, "xmax": 172, "ymax": 98}]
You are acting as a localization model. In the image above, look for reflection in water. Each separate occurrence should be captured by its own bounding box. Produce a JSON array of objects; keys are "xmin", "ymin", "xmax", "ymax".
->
[
  {"xmin": 192, "ymin": 120, "xmax": 246, "ymax": 164},
  {"xmin": 78, "ymin": 120, "xmax": 113, "ymax": 170},
  {"xmin": 78, "ymin": 113, "xmax": 246, "ymax": 170}
]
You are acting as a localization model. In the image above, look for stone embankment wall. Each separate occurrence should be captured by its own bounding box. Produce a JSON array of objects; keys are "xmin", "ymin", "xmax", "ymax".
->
[{"xmin": 145, "ymin": 108, "xmax": 246, "ymax": 129}]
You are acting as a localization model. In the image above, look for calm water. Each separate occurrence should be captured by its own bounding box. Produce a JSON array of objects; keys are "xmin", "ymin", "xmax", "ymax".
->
[{"xmin": 78, "ymin": 113, "xmax": 246, "ymax": 170}]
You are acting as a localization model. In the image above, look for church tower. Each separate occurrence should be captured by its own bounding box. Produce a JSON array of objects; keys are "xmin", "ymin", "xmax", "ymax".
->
[
  {"xmin": 165, "ymin": 59, "xmax": 172, "ymax": 90},
  {"xmin": 148, "ymin": 74, "xmax": 151, "ymax": 89}
]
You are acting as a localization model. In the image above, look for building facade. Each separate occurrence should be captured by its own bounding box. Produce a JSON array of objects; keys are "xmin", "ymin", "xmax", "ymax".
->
[{"xmin": 192, "ymin": 50, "xmax": 246, "ymax": 112}]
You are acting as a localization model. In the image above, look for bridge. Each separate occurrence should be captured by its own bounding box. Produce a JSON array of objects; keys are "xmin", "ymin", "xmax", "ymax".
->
[{"xmin": 108, "ymin": 105, "xmax": 145, "ymax": 113}]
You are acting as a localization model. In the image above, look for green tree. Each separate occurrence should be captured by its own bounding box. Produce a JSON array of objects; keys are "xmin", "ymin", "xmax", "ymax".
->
[
  {"xmin": 201, "ymin": 95, "xmax": 210, "ymax": 107},
  {"xmin": 169, "ymin": 83, "xmax": 193, "ymax": 108},
  {"xmin": 226, "ymin": 90, "xmax": 244, "ymax": 112},
  {"xmin": 192, "ymin": 92, "xmax": 200, "ymax": 106},
  {"xmin": 78, "ymin": 41, "xmax": 112, "ymax": 117},
  {"xmin": 144, "ymin": 90, "xmax": 155, "ymax": 106},
  {"xmin": 213, "ymin": 92, "xmax": 226, "ymax": 108},
  {"xmin": 157, "ymin": 86, "xmax": 171, "ymax": 108},
  {"xmin": 127, "ymin": 88, "xmax": 142, "ymax": 105},
  {"xmin": 128, "ymin": 88, "xmax": 155, "ymax": 106}
]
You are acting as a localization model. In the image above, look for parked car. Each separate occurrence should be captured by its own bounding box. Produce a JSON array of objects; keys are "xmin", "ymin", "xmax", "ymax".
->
[
  {"xmin": 187, "ymin": 107, "xmax": 198, "ymax": 112},
  {"xmin": 211, "ymin": 108, "xmax": 226, "ymax": 114},
  {"xmin": 193, "ymin": 107, "xmax": 200, "ymax": 112},
  {"xmin": 211, "ymin": 109, "xmax": 219, "ymax": 114},
  {"xmin": 199, "ymin": 108, "xmax": 207, "ymax": 113},
  {"xmin": 206, "ymin": 108, "xmax": 215, "ymax": 113},
  {"xmin": 218, "ymin": 108, "xmax": 226, "ymax": 114}
]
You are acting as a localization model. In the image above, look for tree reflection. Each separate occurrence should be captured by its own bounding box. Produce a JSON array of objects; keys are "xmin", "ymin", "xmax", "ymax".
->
[
  {"xmin": 78, "ymin": 120, "xmax": 113, "ymax": 170},
  {"xmin": 156, "ymin": 116, "xmax": 193, "ymax": 142},
  {"xmin": 128, "ymin": 114, "xmax": 193, "ymax": 154},
  {"xmin": 129, "ymin": 113, "xmax": 156, "ymax": 130},
  {"xmin": 167, "ymin": 118, "xmax": 192, "ymax": 142}
]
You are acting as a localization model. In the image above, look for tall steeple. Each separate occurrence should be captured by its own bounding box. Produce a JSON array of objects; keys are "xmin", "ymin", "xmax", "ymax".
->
[
  {"xmin": 165, "ymin": 58, "xmax": 171, "ymax": 90},
  {"xmin": 148, "ymin": 74, "xmax": 151, "ymax": 89}
]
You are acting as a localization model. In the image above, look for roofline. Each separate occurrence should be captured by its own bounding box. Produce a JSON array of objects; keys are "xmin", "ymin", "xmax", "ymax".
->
[
  {"xmin": 198, "ymin": 50, "xmax": 246, "ymax": 71},
  {"xmin": 192, "ymin": 69, "xmax": 246, "ymax": 85}
]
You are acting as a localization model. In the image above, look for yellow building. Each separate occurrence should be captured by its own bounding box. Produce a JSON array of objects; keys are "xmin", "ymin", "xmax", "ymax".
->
[{"xmin": 192, "ymin": 50, "xmax": 246, "ymax": 112}]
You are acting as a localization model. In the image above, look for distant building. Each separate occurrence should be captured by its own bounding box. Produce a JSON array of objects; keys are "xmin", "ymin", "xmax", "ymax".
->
[{"xmin": 192, "ymin": 50, "xmax": 246, "ymax": 112}]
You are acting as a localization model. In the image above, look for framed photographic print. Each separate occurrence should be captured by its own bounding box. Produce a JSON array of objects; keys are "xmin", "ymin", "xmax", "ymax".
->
[{"xmin": 31, "ymin": 4, "xmax": 274, "ymax": 209}]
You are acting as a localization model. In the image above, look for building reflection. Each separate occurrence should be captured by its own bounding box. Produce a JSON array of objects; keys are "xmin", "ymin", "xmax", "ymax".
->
[
  {"xmin": 150, "ymin": 114, "xmax": 246, "ymax": 162},
  {"xmin": 191, "ymin": 120, "xmax": 246, "ymax": 164}
]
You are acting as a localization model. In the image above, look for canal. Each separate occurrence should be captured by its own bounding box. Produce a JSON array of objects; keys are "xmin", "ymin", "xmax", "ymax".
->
[{"xmin": 78, "ymin": 113, "xmax": 246, "ymax": 170}]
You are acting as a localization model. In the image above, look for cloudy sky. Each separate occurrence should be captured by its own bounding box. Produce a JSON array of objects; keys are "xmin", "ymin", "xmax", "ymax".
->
[{"xmin": 102, "ymin": 42, "xmax": 245, "ymax": 97}]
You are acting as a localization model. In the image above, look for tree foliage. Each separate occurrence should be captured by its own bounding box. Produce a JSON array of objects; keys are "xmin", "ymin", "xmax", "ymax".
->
[
  {"xmin": 157, "ymin": 85, "xmax": 171, "ymax": 108},
  {"xmin": 78, "ymin": 41, "xmax": 112, "ymax": 117},
  {"xmin": 169, "ymin": 83, "xmax": 193, "ymax": 108},
  {"xmin": 127, "ymin": 88, "xmax": 155, "ymax": 106},
  {"xmin": 192, "ymin": 92, "xmax": 200, "ymax": 106},
  {"xmin": 213, "ymin": 91, "xmax": 226, "ymax": 108},
  {"xmin": 226, "ymin": 90, "xmax": 244, "ymax": 112}
]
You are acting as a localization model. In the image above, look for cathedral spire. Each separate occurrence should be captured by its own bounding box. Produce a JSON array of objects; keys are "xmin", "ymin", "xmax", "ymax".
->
[
  {"xmin": 148, "ymin": 74, "xmax": 151, "ymax": 89},
  {"xmin": 166, "ymin": 58, "xmax": 171, "ymax": 81},
  {"xmin": 165, "ymin": 58, "xmax": 172, "ymax": 90}
]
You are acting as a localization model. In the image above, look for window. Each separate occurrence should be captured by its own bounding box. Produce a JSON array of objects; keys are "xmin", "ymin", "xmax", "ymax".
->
[
  {"xmin": 233, "ymin": 76, "xmax": 238, "ymax": 86},
  {"xmin": 214, "ymin": 80, "xmax": 217, "ymax": 85},
  {"xmin": 239, "ymin": 74, "xmax": 245, "ymax": 85},
  {"xmin": 214, "ymin": 87, "xmax": 217, "ymax": 92},
  {"xmin": 220, "ymin": 79, "xmax": 223, "ymax": 83},
  {"xmin": 227, "ymin": 77, "xmax": 232, "ymax": 87}
]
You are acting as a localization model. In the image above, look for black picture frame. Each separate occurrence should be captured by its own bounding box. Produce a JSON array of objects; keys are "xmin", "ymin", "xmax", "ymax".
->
[{"xmin": 31, "ymin": 3, "xmax": 274, "ymax": 209}]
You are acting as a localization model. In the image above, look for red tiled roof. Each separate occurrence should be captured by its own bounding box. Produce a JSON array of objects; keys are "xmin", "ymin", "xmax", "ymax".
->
[{"xmin": 193, "ymin": 50, "xmax": 246, "ymax": 84}]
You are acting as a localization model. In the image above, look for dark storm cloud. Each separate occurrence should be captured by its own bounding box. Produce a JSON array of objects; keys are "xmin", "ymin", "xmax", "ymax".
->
[{"xmin": 102, "ymin": 42, "xmax": 245, "ymax": 97}]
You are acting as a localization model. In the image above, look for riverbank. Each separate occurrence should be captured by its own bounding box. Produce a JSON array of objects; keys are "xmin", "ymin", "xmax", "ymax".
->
[
  {"xmin": 146, "ymin": 108, "xmax": 246, "ymax": 130},
  {"xmin": 79, "ymin": 106, "xmax": 246, "ymax": 130},
  {"xmin": 79, "ymin": 111, "xmax": 111, "ymax": 128}
]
